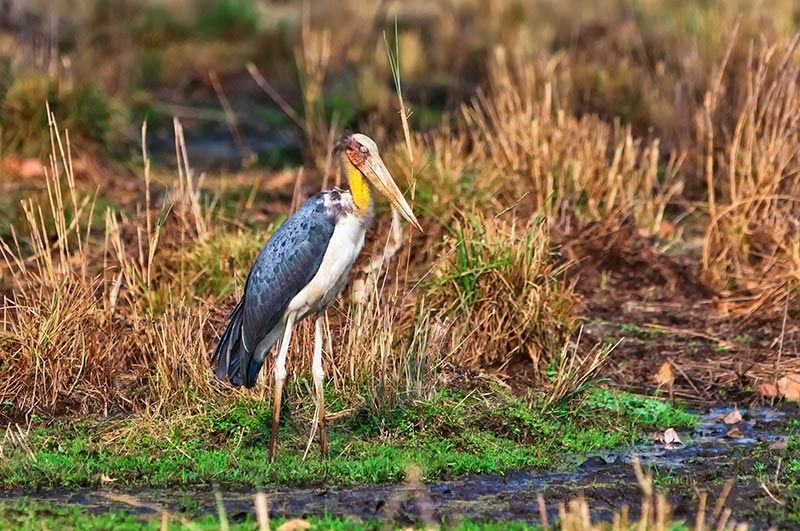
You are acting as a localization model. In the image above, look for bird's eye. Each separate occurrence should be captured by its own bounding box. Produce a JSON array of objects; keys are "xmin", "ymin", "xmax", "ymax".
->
[{"xmin": 358, "ymin": 145, "xmax": 368, "ymax": 154}]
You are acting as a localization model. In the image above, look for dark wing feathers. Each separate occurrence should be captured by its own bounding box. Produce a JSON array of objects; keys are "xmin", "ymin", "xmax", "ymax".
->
[
  {"xmin": 211, "ymin": 193, "xmax": 336, "ymax": 387},
  {"xmin": 211, "ymin": 298, "xmax": 244, "ymax": 382},
  {"xmin": 242, "ymin": 195, "xmax": 335, "ymax": 351}
]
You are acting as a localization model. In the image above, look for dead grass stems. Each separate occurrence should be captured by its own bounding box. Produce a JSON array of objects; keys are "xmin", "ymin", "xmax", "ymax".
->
[
  {"xmin": 428, "ymin": 210, "xmax": 578, "ymax": 382},
  {"xmin": 464, "ymin": 47, "xmax": 685, "ymax": 236},
  {"xmin": 0, "ymin": 111, "xmax": 234, "ymax": 416},
  {"xmin": 701, "ymin": 33, "xmax": 800, "ymax": 316},
  {"xmin": 5, "ymin": 3, "xmax": 800, "ymax": 422},
  {"xmin": 543, "ymin": 329, "xmax": 619, "ymax": 411}
]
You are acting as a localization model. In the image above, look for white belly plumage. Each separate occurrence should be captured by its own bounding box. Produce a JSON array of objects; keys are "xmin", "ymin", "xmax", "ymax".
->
[
  {"xmin": 252, "ymin": 212, "xmax": 365, "ymax": 362},
  {"xmin": 287, "ymin": 213, "xmax": 365, "ymax": 318}
]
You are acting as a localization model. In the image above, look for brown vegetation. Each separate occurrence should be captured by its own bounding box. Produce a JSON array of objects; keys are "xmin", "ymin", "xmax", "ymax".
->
[{"xmin": 1, "ymin": 0, "xmax": 799, "ymax": 419}]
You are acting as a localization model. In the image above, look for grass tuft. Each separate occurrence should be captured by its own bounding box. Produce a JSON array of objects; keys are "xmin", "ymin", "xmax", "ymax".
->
[
  {"xmin": 0, "ymin": 74, "xmax": 123, "ymax": 157},
  {"xmin": 701, "ymin": 34, "xmax": 800, "ymax": 316},
  {"xmin": 429, "ymin": 211, "xmax": 577, "ymax": 382}
]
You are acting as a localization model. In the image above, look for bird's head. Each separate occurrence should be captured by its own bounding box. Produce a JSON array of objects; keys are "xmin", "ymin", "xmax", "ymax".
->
[{"xmin": 338, "ymin": 132, "xmax": 422, "ymax": 232}]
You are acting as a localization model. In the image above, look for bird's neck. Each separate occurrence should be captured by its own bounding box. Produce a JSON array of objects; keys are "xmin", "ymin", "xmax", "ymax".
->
[{"xmin": 344, "ymin": 158, "xmax": 372, "ymax": 214}]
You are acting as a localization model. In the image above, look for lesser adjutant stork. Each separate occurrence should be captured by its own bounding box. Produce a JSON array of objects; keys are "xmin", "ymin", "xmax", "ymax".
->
[{"xmin": 211, "ymin": 132, "xmax": 421, "ymax": 461}]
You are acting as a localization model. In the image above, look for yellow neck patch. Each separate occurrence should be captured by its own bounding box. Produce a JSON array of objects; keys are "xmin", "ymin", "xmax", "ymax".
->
[{"xmin": 345, "ymin": 158, "xmax": 371, "ymax": 213}]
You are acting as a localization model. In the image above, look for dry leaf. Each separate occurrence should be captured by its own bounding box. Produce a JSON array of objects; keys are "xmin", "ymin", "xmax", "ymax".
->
[
  {"xmin": 723, "ymin": 406, "xmax": 742, "ymax": 425},
  {"xmin": 100, "ymin": 473, "xmax": 117, "ymax": 484},
  {"xmin": 1, "ymin": 156, "xmax": 45, "ymax": 179},
  {"xmin": 654, "ymin": 362, "xmax": 674, "ymax": 387},
  {"xmin": 769, "ymin": 440, "xmax": 787, "ymax": 451},
  {"xmin": 20, "ymin": 158, "xmax": 46, "ymax": 179},
  {"xmin": 725, "ymin": 427, "xmax": 744, "ymax": 439},
  {"xmin": 777, "ymin": 374, "xmax": 800, "ymax": 401},
  {"xmin": 759, "ymin": 382, "xmax": 778, "ymax": 398},
  {"xmin": 758, "ymin": 373, "xmax": 800, "ymax": 402},
  {"xmin": 663, "ymin": 428, "xmax": 683, "ymax": 445},
  {"xmin": 654, "ymin": 428, "xmax": 683, "ymax": 446},
  {"xmin": 277, "ymin": 519, "xmax": 311, "ymax": 531},
  {"xmin": 659, "ymin": 219, "xmax": 676, "ymax": 240},
  {"xmin": 714, "ymin": 298, "xmax": 731, "ymax": 316}
]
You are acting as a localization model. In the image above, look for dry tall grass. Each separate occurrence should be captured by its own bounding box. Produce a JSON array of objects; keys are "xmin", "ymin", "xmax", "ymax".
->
[
  {"xmin": 428, "ymin": 211, "xmax": 576, "ymax": 378},
  {"xmin": 0, "ymin": 112, "xmax": 466, "ymax": 417},
  {"xmin": 464, "ymin": 48, "xmax": 684, "ymax": 235},
  {"xmin": 701, "ymin": 35, "xmax": 800, "ymax": 315},
  {"xmin": 0, "ymin": 56, "xmax": 595, "ymax": 421},
  {"xmin": 0, "ymin": 116, "xmax": 226, "ymax": 415},
  {"xmin": 5, "ymin": 1, "xmax": 800, "ymax": 420},
  {"xmin": 0, "ymin": 112, "xmax": 110, "ymax": 413}
]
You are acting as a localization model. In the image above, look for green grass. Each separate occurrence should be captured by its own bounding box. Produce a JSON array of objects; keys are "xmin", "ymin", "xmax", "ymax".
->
[
  {"xmin": 617, "ymin": 323, "xmax": 667, "ymax": 338},
  {"xmin": 0, "ymin": 503, "xmax": 542, "ymax": 531},
  {"xmin": 179, "ymin": 228, "xmax": 270, "ymax": 301},
  {"xmin": 0, "ymin": 74, "xmax": 126, "ymax": 157},
  {"xmin": 0, "ymin": 387, "xmax": 695, "ymax": 489},
  {"xmin": 197, "ymin": 0, "xmax": 259, "ymax": 40},
  {"xmin": 581, "ymin": 388, "xmax": 696, "ymax": 427}
]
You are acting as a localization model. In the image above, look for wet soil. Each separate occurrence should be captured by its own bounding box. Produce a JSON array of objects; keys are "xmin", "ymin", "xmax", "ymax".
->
[
  {"xmin": 2, "ymin": 407, "xmax": 796, "ymax": 528},
  {"xmin": 556, "ymin": 217, "xmax": 800, "ymax": 404}
]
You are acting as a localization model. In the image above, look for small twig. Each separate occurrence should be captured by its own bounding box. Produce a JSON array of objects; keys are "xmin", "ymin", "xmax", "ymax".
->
[
  {"xmin": 247, "ymin": 62, "xmax": 306, "ymax": 131},
  {"xmin": 759, "ymin": 481, "xmax": 786, "ymax": 506},
  {"xmin": 644, "ymin": 323, "xmax": 735, "ymax": 349},
  {"xmin": 244, "ymin": 173, "xmax": 265, "ymax": 211},
  {"xmin": 301, "ymin": 378, "xmax": 319, "ymax": 464},
  {"xmin": 695, "ymin": 492, "xmax": 707, "ymax": 531},
  {"xmin": 773, "ymin": 283, "xmax": 791, "ymax": 405},
  {"xmin": 712, "ymin": 478, "xmax": 734, "ymax": 519},
  {"xmin": 214, "ymin": 486, "xmax": 230, "ymax": 531},
  {"xmin": 103, "ymin": 493, "xmax": 200, "ymax": 530},
  {"xmin": 632, "ymin": 458, "xmax": 652, "ymax": 530},
  {"xmin": 255, "ymin": 492, "xmax": 271, "ymax": 531},
  {"xmin": 209, "ymin": 70, "xmax": 256, "ymax": 167},
  {"xmin": 715, "ymin": 508, "xmax": 732, "ymax": 531},
  {"xmin": 670, "ymin": 358, "xmax": 711, "ymax": 402},
  {"xmin": 538, "ymin": 493, "xmax": 550, "ymax": 530},
  {"xmin": 290, "ymin": 167, "xmax": 305, "ymax": 215},
  {"xmin": 142, "ymin": 121, "xmax": 152, "ymax": 242}
]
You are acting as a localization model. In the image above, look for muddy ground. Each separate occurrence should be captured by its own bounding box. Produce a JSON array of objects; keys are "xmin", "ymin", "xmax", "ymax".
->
[
  {"xmin": 558, "ymin": 217, "xmax": 799, "ymax": 405},
  {"xmin": 2, "ymin": 406, "xmax": 795, "ymax": 529}
]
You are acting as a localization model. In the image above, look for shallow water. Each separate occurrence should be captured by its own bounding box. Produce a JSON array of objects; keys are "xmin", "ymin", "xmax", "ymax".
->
[
  {"xmin": 148, "ymin": 126, "xmax": 298, "ymax": 170},
  {"xmin": 0, "ymin": 407, "xmax": 792, "ymax": 527}
]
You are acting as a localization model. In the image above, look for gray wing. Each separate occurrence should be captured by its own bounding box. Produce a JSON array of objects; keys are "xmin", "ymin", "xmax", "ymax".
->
[{"xmin": 242, "ymin": 193, "xmax": 336, "ymax": 353}]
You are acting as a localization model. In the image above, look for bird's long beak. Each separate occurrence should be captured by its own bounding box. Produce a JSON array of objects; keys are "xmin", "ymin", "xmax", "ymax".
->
[{"xmin": 364, "ymin": 155, "xmax": 423, "ymax": 232}]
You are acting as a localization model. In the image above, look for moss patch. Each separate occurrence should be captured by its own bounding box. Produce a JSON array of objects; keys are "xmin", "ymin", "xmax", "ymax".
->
[{"xmin": 0, "ymin": 387, "xmax": 695, "ymax": 489}]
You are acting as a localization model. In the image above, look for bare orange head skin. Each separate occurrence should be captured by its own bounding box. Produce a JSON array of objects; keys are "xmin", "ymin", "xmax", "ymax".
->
[{"xmin": 338, "ymin": 132, "xmax": 422, "ymax": 232}]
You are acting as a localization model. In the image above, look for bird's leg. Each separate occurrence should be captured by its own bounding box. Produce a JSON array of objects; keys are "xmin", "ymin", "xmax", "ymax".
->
[
  {"xmin": 269, "ymin": 313, "xmax": 295, "ymax": 462},
  {"xmin": 311, "ymin": 312, "xmax": 328, "ymax": 458},
  {"xmin": 302, "ymin": 313, "xmax": 326, "ymax": 463}
]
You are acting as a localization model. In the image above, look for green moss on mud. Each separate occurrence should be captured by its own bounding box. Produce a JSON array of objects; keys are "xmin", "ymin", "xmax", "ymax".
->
[
  {"xmin": 0, "ymin": 503, "xmax": 542, "ymax": 531},
  {"xmin": 0, "ymin": 388, "xmax": 695, "ymax": 489}
]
